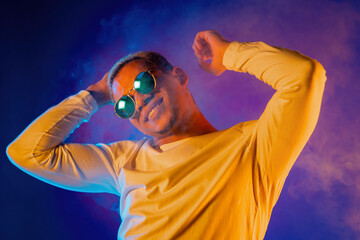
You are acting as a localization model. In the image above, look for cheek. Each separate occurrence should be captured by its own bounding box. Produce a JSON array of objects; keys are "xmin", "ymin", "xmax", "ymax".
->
[
  {"xmin": 160, "ymin": 92, "xmax": 176, "ymax": 114},
  {"xmin": 165, "ymin": 89, "xmax": 185, "ymax": 112},
  {"xmin": 130, "ymin": 119, "xmax": 141, "ymax": 128},
  {"xmin": 130, "ymin": 120, "xmax": 150, "ymax": 135},
  {"xmin": 158, "ymin": 97, "xmax": 181, "ymax": 124}
]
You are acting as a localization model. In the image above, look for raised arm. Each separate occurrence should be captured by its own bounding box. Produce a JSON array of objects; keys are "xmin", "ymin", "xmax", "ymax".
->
[
  {"xmin": 6, "ymin": 73, "xmax": 134, "ymax": 195},
  {"xmin": 193, "ymin": 30, "xmax": 327, "ymax": 181}
]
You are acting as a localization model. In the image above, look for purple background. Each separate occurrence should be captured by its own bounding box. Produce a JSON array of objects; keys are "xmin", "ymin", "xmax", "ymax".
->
[{"xmin": 1, "ymin": 0, "xmax": 360, "ymax": 239}]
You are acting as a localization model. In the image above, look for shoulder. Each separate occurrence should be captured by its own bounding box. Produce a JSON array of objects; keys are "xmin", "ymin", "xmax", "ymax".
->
[{"xmin": 103, "ymin": 137, "xmax": 148, "ymax": 158}]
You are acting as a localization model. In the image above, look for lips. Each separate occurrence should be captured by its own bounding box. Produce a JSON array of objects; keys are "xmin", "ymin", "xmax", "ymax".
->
[{"xmin": 143, "ymin": 97, "xmax": 163, "ymax": 122}]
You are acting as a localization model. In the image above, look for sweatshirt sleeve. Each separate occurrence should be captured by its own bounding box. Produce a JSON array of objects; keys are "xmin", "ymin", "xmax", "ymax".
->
[
  {"xmin": 223, "ymin": 41, "xmax": 327, "ymax": 182},
  {"xmin": 6, "ymin": 90, "xmax": 134, "ymax": 195}
]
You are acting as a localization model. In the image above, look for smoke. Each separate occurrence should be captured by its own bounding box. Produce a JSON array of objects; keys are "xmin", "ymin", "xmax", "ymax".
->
[{"xmin": 68, "ymin": 0, "xmax": 360, "ymax": 237}]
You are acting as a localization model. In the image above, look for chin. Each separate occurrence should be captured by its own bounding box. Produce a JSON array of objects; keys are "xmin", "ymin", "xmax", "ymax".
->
[{"xmin": 141, "ymin": 112, "xmax": 177, "ymax": 137}]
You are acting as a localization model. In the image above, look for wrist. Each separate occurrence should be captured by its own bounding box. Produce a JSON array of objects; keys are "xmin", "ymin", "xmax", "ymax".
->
[
  {"xmin": 87, "ymin": 90, "xmax": 110, "ymax": 107},
  {"xmin": 221, "ymin": 41, "xmax": 232, "ymax": 67}
]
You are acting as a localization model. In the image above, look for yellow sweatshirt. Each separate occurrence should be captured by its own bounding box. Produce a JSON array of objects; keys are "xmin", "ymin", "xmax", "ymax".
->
[{"xmin": 7, "ymin": 41, "xmax": 327, "ymax": 240}]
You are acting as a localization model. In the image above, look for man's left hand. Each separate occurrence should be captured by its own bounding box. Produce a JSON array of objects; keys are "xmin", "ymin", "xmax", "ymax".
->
[{"xmin": 192, "ymin": 30, "xmax": 231, "ymax": 76}]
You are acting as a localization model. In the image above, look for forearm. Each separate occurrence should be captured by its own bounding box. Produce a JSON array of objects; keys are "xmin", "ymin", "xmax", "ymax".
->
[
  {"xmin": 7, "ymin": 90, "xmax": 98, "ymax": 164},
  {"xmin": 223, "ymin": 41, "xmax": 327, "ymax": 89},
  {"xmin": 6, "ymin": 90, "xmax": 127, "ymax": 193}
]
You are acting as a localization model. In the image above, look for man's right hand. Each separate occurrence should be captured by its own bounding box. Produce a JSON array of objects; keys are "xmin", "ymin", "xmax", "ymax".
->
[{"xmin": 86, "ymin": 72, "xmax": 113, "ymax": 107}]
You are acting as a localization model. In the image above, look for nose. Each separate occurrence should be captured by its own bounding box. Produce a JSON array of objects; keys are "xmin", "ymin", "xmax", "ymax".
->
[{"xmin": 133, "ymin": 91, "xmax": 154, "ymax": 113}]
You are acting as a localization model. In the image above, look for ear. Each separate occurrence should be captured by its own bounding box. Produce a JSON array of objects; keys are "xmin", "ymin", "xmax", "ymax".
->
[{"xmin": 172, "ymin": 66, "xmax": 188, "ymax": 86}]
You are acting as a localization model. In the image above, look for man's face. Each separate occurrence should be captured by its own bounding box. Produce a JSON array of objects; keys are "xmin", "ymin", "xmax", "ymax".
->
[{"xmin": 112, "ymin": 59, "xmax": 190, "ymax": 138}]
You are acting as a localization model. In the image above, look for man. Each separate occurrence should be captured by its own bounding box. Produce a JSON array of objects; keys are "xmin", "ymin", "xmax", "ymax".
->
[{"xmin": 7, "ymin": 30, "xmax": 326, "ymax": 239}]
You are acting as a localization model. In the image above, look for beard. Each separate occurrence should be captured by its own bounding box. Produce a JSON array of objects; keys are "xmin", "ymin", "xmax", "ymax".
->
[{"xmin": 156, "ymin": 112, "xmax": 177, "ymax": 135}]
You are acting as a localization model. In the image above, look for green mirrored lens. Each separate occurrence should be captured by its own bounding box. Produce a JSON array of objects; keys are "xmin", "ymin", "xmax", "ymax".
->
[
  {"xmin": 134, "ymin": 72, "xmax": 155, "ymax": 94},
  {"xmin": 115, "ymin": 96, "xmax": 135, "ymax": 119}
]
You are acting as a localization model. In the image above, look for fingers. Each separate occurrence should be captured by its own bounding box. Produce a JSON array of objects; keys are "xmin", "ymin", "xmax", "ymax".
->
[
  {"xmin": 193, "ymin": 44, "xmax": 212, "ymax": 72},
  {"xmin": 193, "ymin": 32, "xmax": 212, "ymax": 74},
  {"xmin": 192, "ymin": 42, "xmax": 201, "ymax": 56},
  {"xmin": 194, "ymin": 31, "xmax": 210, "ymax": 44},
  {"xmin": 192, "ymin": 30, "xmax": 229, "ymax": 76},
  {"xmin": 192, "ymin": 36, "xmax": 213, "ymax": 61},
  {"xmin": 194, "ymin": 34, "xmax": 212, "ymax": 56}
]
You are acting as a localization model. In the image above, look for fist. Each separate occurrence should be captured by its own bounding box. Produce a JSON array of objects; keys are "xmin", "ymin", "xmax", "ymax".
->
[{"xmin": 192, "ymin": 30, "xmax": 231, "ymax": 76}]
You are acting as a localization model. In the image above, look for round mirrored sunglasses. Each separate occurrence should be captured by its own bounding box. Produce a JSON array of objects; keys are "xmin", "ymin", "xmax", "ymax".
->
[{"xmin": 114, "ymin": 70, "xmax": 156, "ymax": 119}]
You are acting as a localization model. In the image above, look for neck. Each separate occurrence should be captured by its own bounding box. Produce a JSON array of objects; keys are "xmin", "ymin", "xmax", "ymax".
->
[{"xmin": 151, "ymin": 110, "xmax": 217, "ymax": 148}]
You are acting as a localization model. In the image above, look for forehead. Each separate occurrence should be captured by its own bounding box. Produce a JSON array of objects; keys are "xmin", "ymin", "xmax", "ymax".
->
[{"xmin": 112, "ymin": 59, "xmax": 149, "ymax": 96}]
